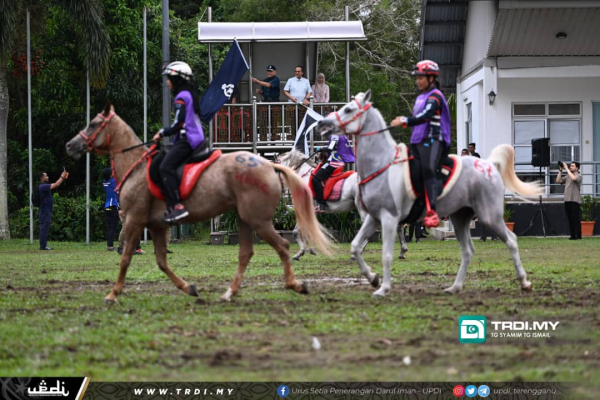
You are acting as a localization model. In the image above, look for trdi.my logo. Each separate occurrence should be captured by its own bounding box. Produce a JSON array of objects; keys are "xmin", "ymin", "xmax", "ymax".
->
[{"xmin": 459, "ymin": 316, "xmax": 487, "ymax": 343}]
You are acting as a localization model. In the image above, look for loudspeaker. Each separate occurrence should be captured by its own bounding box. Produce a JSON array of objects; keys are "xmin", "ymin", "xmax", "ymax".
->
[{"xmin": 531, "ymin": 138, "xmax": 550, "ymax": 167}]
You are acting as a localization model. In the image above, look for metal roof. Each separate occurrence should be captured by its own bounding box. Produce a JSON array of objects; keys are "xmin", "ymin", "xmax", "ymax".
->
[
  {"xmin": 488, "ymin": 8, "xmax": 600, "ymax": 57},
  {"xmin": 198, "ymin": 21, "xmax": 366, "ymax": 43},
  {"xmin": 419, "ymin": 0, "xmax": 469, "ymax": 92}
]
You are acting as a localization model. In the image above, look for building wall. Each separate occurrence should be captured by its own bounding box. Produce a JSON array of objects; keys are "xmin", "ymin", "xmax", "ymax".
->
[{"xmin": 462, "ymin": 1, "xmax": 498, "ymax": 74}]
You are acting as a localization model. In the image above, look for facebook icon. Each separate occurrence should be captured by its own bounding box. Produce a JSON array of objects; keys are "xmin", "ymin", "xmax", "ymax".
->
[{"xmin": 277, "ymin": 384, "xmax": 290, "ymax": 397}]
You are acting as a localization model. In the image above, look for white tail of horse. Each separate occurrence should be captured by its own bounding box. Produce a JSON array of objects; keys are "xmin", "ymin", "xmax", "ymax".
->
[
  {"xmin": 487, "ymin": 144, "xmax": 543, "ymax": 197},
  {"xmin": 273, "ymin": 164, "xmax": 333, "ymax": 256}
]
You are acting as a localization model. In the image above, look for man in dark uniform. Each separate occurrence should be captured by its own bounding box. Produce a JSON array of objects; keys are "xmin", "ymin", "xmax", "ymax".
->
[
  {"xmin": 37, "ymin": 170, "xmax": 68, "ymax": 250},
  {"xmin": 252, "ymin": 65, "xmax": 281, "ymax": 101}
]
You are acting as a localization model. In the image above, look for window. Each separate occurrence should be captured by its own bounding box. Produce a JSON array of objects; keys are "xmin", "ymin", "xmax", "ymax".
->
[
  {"xmin": 465, "ymin": 103, "xmax": 472, "ymax": 145},
  {"xmin": 512, "ymin": 102, "xmax": 581, "ymax": 195}
]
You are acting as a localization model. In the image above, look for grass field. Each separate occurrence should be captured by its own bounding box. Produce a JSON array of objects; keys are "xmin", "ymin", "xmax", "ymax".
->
[{"xmin": 0, "ymin": 237, "xmax": 598, "ymax": 397}]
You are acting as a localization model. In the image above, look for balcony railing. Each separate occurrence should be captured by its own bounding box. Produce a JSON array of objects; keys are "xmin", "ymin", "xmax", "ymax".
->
[{"xmin": 210, "ymin": 98, "xmax": 348, "ymax": 153}]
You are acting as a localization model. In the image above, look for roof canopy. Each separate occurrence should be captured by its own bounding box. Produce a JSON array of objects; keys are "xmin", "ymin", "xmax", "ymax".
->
[{"xmin": 198, "ymin": 21, "xmax": 366, "ymax": 43}]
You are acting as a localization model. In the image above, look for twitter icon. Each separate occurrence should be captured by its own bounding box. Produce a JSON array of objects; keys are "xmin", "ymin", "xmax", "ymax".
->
[
  {"xmin": 465, "ymin": 385, "xmax": 477, "ymax": 397},
  {"xmin": 478, "ymin": 385, "xmax": 490, "ymax": 398}
]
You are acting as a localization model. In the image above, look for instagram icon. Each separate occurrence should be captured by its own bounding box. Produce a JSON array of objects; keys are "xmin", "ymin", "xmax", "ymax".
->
[{"xmin": 453, "ymin": 385, "xmax": 465, "ymax": 397}]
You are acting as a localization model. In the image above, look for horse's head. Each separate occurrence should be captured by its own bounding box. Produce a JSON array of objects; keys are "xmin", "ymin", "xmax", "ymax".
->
[
  {"xmin": 66, "ymin": 102, "xmax": 116, "ymax": 160},
  {"xmin": 279, "ymin": 150, "xmax": 307, "ymax": 169},
  {"xmin": 316, "ymin": 90, "xmax": 372, "ymax": 137}
]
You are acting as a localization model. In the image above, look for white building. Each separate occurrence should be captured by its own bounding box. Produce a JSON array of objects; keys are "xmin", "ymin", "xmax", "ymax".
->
[{"xmin": 421, "ymin": 0, "xmax": 600, "ymax": 196}]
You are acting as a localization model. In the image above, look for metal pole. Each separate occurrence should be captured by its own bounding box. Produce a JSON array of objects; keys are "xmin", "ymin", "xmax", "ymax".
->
[
  {"xmin": 208, "ymin": 7, "xmax": 215, "ymax": 234},
  {"xmin": 162, "ymin": 0, "xmax": 170, "ymax": 129},
  {"xmin": 143, "ymin": 6, "xmax": 148, "ymax": 244},
  {"xmin": 86, "ymin": 71, "xmax": 90, "ymax": 244},
  {"xmin": 345, "ymin": 6, "xmax": 351, "ymax": 102},
  {"xmin": 27, "ymin": 9, "xmax": 33, "ymax": 244},
  {"xmin": 208, "ymin": 7, "xmax": 213, "ymax": 151}
]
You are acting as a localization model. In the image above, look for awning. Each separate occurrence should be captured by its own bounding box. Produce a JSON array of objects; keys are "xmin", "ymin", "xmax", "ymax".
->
[{"xmin": 198, "ymin": 21, "xmax": 366, "ymax": 43}]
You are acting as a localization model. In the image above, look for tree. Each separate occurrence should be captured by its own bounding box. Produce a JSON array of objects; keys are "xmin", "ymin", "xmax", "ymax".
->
[{"xmin": 0, "ymin": 0, "xmax": 110, "ymax": 239}]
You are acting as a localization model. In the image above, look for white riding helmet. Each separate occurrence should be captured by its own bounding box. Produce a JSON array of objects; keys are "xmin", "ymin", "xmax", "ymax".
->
[{"xmin": 162, "ymin": 61, "xmax": 193, "ymax": 81}]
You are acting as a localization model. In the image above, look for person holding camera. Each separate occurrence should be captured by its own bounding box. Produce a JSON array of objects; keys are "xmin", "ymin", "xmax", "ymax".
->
[
  {"xmin": 37, "ymin": 169, "xmax": 68, "ymax": 250},
  {"xmin": 556, "ymin": 161, "xmax": 582, "ymax": 240}
]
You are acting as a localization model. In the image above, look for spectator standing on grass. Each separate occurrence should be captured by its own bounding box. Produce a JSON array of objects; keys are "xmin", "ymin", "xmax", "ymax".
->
[
  {"xmin": 557, "ymin": 161, "xmax": 582, "ymax": 240},
  {"xmin": 37, "ymin": 170, "xmax": 68, "ymax": 250},
  {"xmin": 102, "ymin": 168, "xmax": 120, "ymax": 251}
]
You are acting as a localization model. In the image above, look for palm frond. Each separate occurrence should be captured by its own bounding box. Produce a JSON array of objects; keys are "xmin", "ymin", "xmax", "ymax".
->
[
  {"xmin": 0, "ymin": 0, "xmax": 23, "ymax": 61},
  {"xmin": 57, "ymin": 0, "xmax": 111, "ymax": 87}
]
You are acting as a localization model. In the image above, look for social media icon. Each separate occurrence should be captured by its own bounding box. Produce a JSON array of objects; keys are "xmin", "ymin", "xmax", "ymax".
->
[
  {"xmin": 277, "ymin": 384, "xmax": 290, "ymax": 398},
  {"xmin": 459, "ymin": 315, "xmax": 487, "ymax": 343},
  {"xmin": 465, "ymin": 385, "xmax": 477, "ymax": 397},
  {"xmin": 453, "ymin": 385, "xmax": 465, "ymax": 397},
  {"xmin": 478, "ymin": 385, "xmax": 490, "ymax": 398}
]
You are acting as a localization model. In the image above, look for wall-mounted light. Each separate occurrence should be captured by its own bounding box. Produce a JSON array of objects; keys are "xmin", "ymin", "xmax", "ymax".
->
[
  {"xmin": 488, "ymin": 90, "xmax": 496, "ymax": 106},
  {"xmin": 556, "ymin": 32, "xmax": 567, "ymax": 39}
]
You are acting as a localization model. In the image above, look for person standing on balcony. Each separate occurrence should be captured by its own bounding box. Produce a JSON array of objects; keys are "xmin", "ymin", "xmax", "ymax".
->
[
  {"xmin": 252, "ymin": 65, "xmax": 280, "ymax": 102},
  {"xmin": 284, "ymin": 66, "xmax": 312, "ymax": 106},
  {"xmin": 312, "ymin": 73, "xmax": 329, "ymax": 103},
  {"xmin": 557, "ymin": 161, "xmax": 582, "ymax": 240}
]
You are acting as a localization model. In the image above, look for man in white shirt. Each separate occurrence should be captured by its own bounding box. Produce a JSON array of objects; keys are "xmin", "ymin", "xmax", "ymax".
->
[{"xmin": 284, "ymin": 66, "xmax": 312, "ymax": 106}]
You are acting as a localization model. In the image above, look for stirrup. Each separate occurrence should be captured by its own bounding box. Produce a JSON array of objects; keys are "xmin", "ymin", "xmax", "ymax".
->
[{"xmin": 424, "ymin": 210, "xmax": 440, "ymax": 228}]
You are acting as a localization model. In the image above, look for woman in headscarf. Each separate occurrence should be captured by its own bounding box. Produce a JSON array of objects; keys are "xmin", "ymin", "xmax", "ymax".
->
[{"xmin": 312, "ymin": 73, "xmax": 329, "ymax": 103}]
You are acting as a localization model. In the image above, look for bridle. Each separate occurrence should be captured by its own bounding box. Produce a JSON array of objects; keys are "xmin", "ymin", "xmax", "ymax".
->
[
  {"xmin": 77, "ymin": 111, "xmax": 157, "ymax": 194},
  {"xmin": 332, "ymin": 99, "xmax": 372, "ymax": 135},
  {"xmin": 78, "ymin": 112, "xmax": 115, "ymax": 154}
]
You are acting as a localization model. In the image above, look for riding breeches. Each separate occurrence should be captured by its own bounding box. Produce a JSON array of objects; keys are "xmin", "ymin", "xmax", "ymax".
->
[
  {"xmin": 312, "ymin": 164, "xmax": 337, "ymax": 202},
  {"xmin": 157, "ymin": 138, "xmax": 194, "ymax": 209},
  {"xmin": 412, "ymin": 139, "xmax": 447, "ymax": 210}
]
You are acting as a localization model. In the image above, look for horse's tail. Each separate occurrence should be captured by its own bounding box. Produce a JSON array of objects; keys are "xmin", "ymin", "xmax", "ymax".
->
[
  {"xmin": 487, "ymin": 144, "xmax": 543, "ymax": 197},
  {"xmin": 273, "ymin": 164, "xmax": 333, "ymax": 256}
]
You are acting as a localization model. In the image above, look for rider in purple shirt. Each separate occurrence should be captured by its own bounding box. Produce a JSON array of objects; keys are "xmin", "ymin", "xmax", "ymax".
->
[
  {"xmin": 391, "ymin": 60, "xmax": 451, "ymax": 228},
  {"xmin": 153, "ymin": 61, "xmax": 205, "ymax": 223}
]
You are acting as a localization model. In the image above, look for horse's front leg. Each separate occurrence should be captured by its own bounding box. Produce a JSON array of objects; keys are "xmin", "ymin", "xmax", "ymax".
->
[
  {"xmin": 398, "ymin": 225, "xmax": 409, "ymax": 259},
  {"xmin": 105, "ymin": 222, "xmax": 143, "ymax": 304},
  {"xmin": 372, "ymin": 212, "xmax": 400, "ymax": 298},
  {"xmin": 351, "ymin": 214, "xmax": 380, "ymax": 287}
]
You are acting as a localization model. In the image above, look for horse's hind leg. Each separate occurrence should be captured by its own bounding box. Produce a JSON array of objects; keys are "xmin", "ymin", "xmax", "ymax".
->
[
  {"xmin": 445, "ymin": 209, "xmax": 475, "ymax": 294},
  {"xmin": 258, "ymin": 225, "xmax": 307, "ymax": 294},
  {"xmin": 398, "ymin": 224, "xmax": 409, "ymax": 260},
  {"xmin": 222, "ymin": 219, "xmax": 254, "ymax": 301},
  {"xmin": 151, "ymin": 227, "xmax": 198, "ymax": 298},
  {"xmin": 484, "ymin": 217, "xmax": 532, "ymax": 291},
  {"xmin": 292, "ymin": 223, "xmax": 306, "ymax": 261},
  {"xmin": 105, "ymin": 223, "xmax": 143, "ymax": 304}
]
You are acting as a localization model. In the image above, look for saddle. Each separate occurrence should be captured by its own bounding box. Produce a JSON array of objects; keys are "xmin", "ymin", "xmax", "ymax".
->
[
  {"xmin": 147, "ymin": 143, "xmax": 222, "ymax": 201},
  {"xmin": 397, "ymin": 143, "xmax": 462, "ymax": 224},
  {"xmin": 309, "ymin": 163, "xmax": 355, "ymax": 202}
]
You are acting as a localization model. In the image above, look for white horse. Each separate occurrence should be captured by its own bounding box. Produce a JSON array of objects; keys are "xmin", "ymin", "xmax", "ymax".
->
[
  {"xmin": 278, "ymin": 150, "xmax": 408, "ymax": 261},
  {"xmin": 316, "ymin": 90, "xmax": 542, "ymax": 297}
]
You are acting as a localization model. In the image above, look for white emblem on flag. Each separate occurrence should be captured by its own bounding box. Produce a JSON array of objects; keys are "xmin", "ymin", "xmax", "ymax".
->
[{"xmin": 221, "ymin": 84, "xmax": 235, "ymax": 98}]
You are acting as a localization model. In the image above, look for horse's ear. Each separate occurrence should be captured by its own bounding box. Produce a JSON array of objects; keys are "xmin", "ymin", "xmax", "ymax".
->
[
  {"xmin": 364, "ymin": 89, "xmax": 372, "ymax": 104},
  {"xmin": 102, "ymin": 101, "xmax": 114, "ymax": 116}
]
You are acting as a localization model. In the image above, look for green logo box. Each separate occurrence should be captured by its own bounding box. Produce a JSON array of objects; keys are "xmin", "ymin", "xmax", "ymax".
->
[{"xmin": 459, "ymin": 315, "xmax": 487, "ymax": 343}]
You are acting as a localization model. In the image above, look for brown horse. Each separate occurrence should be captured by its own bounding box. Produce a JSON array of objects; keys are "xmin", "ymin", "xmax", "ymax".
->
[{"xmin": 66, "ymin": 103, "xmax": 331, "ymax": 304}]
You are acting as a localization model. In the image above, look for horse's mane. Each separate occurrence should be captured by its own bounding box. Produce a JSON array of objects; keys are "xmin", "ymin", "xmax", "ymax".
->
[{"xmin": 281, "ymin": 149, "xmax": 316, "ymax": 169}]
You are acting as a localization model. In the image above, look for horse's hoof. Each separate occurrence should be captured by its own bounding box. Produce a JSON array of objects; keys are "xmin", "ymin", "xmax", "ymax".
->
[
  {"xmin": 188, "ymin": 284, "xmax": 199, "ymax": 297},
  {"xmin": 292, "ymin": 256, "xmax": 301, "ymax": 261},
  {"xmin": 103, "ymin": 298, "xmax": 117, "ymax": 306},
  {"xmin": 521, "ymin": 282, "xmax": 532, "ymax": 291},
  {"xmin": 372, "ymin": 289, "xmax": 387, "ymax": 298},
  {"xmin": 220, "ymin": 295, "xmax": 232, "ymax": 302},
  {"xmin": 299, "ymin": 281, "xmax": 309, "ymax": 295},
  {"xmin": 443, "ymin": 286, "xmax": 461, "ymax": 295},
  {"xmin": 370, "ymin": 274, "xmax": 380, "ymax": 288},
  {"xmin": 349, "ymin": 256, "xmax": 356, "ymax": 261},
  {"xmin": 309, "ymin": 249, "xmax": 317, "ymax": 256},
  {"xmin": 398, "ymin": 254, "xmax": 406, "ymax": 260}
]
